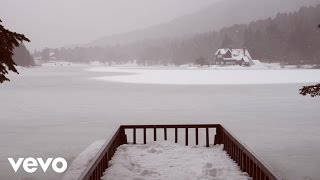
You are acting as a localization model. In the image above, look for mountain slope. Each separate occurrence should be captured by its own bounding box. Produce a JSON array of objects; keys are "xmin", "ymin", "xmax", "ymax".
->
[{"xmin": 87, "ymin": 0, "xmax": 320, "ymax": 47}]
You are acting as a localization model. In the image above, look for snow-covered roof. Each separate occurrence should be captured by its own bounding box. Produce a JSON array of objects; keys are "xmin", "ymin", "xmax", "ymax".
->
[
  {"xmin": 215, "ymin": 48, "xmax": 231, "ymax": 55},
  {"xmin": 231, "ymin": 49, "xmax": 252, "ymax": 60},
  {"xmin": 216, "ymin": 48, "xmax": 252, "ymax": 63}
]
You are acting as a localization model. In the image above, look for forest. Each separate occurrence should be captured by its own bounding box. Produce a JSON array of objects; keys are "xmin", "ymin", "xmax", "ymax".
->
[{"xmin": 34, "ymin": 4, "xmax": 320, "ymax": 66}]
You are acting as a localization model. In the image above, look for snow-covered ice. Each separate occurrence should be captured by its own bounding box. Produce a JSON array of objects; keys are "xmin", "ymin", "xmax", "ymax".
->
[
  {"xmin": 103, "ymin": 141, "xmax": 250, "ymax": 180},
  {"xmin": 88, "ymin": 67, "xmax": 320, "ymax": 85},
  {"xmin": 0, "ymin": 65, "xmax": 320, "ymax": 180}
]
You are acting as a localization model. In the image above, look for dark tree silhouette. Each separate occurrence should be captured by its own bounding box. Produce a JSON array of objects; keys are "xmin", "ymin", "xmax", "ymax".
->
[
  {"xmin": 299, "ymin": 24, "xmax": 320, "ymax": 97},
  {"xmin": 220, "ymin": 34, "xmax": 233, "ymax": 48},
  {"xmin": 194, "ymin": 56, "xmax": 208, "ymax": 67},
  {"xmin": 13, "ymin": 44, "xmax": 35, "ymax": 67},
  {"xmin": 0, "ymin": 19, "xmax": 30, "ymax": 83}
]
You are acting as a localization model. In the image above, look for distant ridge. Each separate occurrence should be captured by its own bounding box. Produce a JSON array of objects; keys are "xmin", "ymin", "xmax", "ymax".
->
[{"xmin": 85, "ymin": 0, "xmax": 320, "ymax": 47}]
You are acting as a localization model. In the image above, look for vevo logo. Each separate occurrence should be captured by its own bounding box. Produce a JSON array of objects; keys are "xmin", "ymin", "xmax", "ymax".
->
[{"xmin": 8, "ymin": 157, "xmax": 67, "ymax": 173}]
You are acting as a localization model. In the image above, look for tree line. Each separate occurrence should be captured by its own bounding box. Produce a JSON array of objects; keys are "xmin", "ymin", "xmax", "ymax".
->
[{"xmin": 35, "ymin": 4, "xmax": 320, "ymax": 66}]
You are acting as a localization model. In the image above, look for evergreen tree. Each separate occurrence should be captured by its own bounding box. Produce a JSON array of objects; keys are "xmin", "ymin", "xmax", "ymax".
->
[
  {"xmin": 0, "ymin": 19, "xmax": 30, "ymax": 83},
  {"xmin": 243, "ymin": 28, "xmax": 254, "ymax": 48},
  {"xmin": 194, "ymin": 56, "xmax": 208, "ymax": 67},
  {"xmin": 41, "ymin": 48, "xmax": 50, "ymax": 61},
  {"xmin": 220, "ymin": 34, "xmax": 233, "ymax": 48},
  {"xmin": 13, "ymin": 44, "xmax": 35, "ymax": 67}
]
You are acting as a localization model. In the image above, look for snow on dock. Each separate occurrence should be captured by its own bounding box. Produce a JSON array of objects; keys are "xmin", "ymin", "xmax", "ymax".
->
[
  {"xmin": 102, "ymin": 141, "xmax": 250, "ymax": 180},
  {"xmin": 62, "ymin": 140, "xmax": 105, "ymax": 180}
]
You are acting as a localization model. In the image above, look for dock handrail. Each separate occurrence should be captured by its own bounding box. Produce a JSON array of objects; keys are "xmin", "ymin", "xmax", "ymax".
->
[{"xmin": 78, "ymin": 124, "xmax": 282, "ymax": 180}]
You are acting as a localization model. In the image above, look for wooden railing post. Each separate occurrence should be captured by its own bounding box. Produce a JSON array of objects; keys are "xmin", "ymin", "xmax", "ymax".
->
[
  {"xmin": 133, "ymin": 128, "xmax": 136, "ymax": 144},
  {"xmin": 195, "ymin": 128, "xmax": 199, "ymax": 145},
  {"xmin": 175, "ymin": 128, "xmax": 178, "ymax": 143},
  {"xmin": 206, "ymin": 127, "xmax": 209, "ymax": 147},
  {"xmin": 164, "ymin": 128, "xmax": 167, "ymax": 141},
  {"xmin": 154, "ymin": 127, "xmax": 157, "ymax": 141},
  {"xmin": 185, "ymin": 128, "xmax": 188, "ymax": 146},
  {"xmin": 143, "ymin": 128, "xmax": 147, "ymax": 144},
  {"xmin": 214, "ymin": 125, "xmax": 223, "ymax": 145},
  {"xmin": 120, "ymin": 126, "xmax": 127, "ymax": 145}
]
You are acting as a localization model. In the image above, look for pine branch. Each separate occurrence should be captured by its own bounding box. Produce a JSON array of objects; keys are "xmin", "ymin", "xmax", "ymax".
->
[
  {"xmin": 0, "ymin": 19, "xmax": 30, "ymax": 83},
  {"xmin": 300, "ymin": 24, "xmax": 320, "ymax": 97},
  {"xmin": 300, "ymin": 84, "xmax": 320, "ymax": 97}
]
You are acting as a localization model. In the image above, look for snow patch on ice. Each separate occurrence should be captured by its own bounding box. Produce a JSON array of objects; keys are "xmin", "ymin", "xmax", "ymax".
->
[
  {"xmin": 62, "ymin": 140, "xmax": 105, "ymax": 180},
  {"xmin": 103, "ymin": 141, "xmax": 250, "ymax": 180},
  {"xmin": 88, "ymin": 66, "xmax": 320, "ymax": 85}
]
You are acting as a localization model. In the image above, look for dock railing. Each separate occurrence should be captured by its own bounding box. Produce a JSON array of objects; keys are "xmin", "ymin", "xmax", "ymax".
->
[{"xmin": 78, "ymin": 124, "xmax": 282, "ymax": 180}]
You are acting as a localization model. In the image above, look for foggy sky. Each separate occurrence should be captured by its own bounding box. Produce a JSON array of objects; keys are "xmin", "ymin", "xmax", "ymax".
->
[{"xmin": 0, "ymin": 0, "xmax": 218, "ymax": 50}]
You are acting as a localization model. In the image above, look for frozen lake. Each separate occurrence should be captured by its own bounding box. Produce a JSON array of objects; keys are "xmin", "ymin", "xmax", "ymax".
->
[{"xmin": 0, "ymin": 65, "xmax": 320, "ymax": 180}]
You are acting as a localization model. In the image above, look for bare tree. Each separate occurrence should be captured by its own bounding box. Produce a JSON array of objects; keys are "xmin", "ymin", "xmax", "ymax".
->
[{"xmin": 0, "ymin": 19, "xmax": 30, "ymax": 83}]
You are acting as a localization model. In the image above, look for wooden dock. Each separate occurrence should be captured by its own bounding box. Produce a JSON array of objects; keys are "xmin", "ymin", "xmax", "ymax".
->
[{"xmin": 79, "ymin": 124, "xmax": 282, "ymax": 180}]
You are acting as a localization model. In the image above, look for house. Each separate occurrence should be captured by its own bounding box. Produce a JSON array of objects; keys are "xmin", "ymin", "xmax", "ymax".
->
[
  {"xmin": 214, "ymin": 48, "xmax": 254, "ymax": 66},
  {"xmin": 49, "ymin": 52, "xmax": 57, "ymax": 61}
]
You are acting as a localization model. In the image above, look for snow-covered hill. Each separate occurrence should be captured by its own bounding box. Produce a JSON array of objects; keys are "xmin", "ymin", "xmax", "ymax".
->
[{"xmin": 86, "ymin": 0, "xmax": 320, "ymax": 47}]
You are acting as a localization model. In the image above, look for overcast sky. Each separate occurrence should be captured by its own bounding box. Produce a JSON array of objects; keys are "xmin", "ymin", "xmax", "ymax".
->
[{"xmin": 0, "ymin": 0, "xmax": 218, "ymax": 50}]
